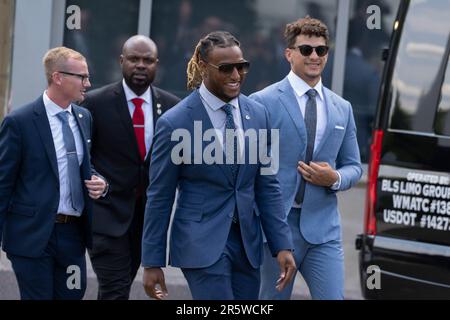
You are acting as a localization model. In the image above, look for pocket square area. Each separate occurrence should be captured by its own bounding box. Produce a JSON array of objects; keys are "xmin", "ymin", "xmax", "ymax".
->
[{"xmin": 335, "ymin": 125, "xmax": 345, "ymax": 130}]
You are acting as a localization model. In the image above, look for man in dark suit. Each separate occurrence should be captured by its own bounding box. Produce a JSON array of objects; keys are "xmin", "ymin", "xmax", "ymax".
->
[
  {"xmin": 142, "ymin": 31, "xmax": 296, "ymax": 300},
  {"xmin": 82, "ymin": 35, "xmax": 180, "ymax": 300},
  {"xmin": 0, "ymin": 47, "xmax": 107, "ymax": 300}
]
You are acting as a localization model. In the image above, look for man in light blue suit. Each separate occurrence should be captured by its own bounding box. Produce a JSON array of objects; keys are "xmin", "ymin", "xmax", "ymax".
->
[
  {"xmin": 141, "ymin": 31, "xmax": 296, "ymax": 300},
  {"xmin": 250, "ymin": 17, "xmax": 362, "ymax": 300},
  {"xmin": 0, "ymin": 47, "xmax": 107, "ymax": 299}
]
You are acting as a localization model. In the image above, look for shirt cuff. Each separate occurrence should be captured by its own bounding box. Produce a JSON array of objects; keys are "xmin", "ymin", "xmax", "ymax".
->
[
  {"xmin": 101, "ymin": 180, "xmax": 110, "ymax": 197},
  {"xmin": 330, "ymin": 171, "xmax": 341, "ymax": 190}
]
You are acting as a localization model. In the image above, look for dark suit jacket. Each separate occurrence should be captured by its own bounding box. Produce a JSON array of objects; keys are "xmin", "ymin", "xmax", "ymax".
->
[
  {"xmin": 0, "ymin": 96, "xmax": 95, "ymax": 257},
  {"xmin": 82, "ymin": 82, "xmax": 180, "ymax": 237}
]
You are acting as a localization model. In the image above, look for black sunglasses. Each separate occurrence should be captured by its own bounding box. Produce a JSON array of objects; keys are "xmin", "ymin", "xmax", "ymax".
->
[
  {"xmin": 293, "ymin": 45, "xmax": 329, "ymax": 57},
  {"xmin": 207, "ymin": 61, "xmax": 250, "ymax": 74},
  {"xmin": 58, "ymin": 71, "xmax": 90, "ymax": 83}
]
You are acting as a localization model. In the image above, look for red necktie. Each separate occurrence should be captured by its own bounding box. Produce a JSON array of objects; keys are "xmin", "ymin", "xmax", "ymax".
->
[{"xmin": 131, "ymin": 98, "xmax": 146, "ymax": 161}]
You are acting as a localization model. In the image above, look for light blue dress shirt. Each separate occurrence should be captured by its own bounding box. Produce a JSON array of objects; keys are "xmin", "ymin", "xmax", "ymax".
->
[
  {"xmin": 43, "ymin": 91, "xmax": 84, "ymax": 216},
  {"xmin": 198, "ymin": 82, "xmax": 245, "ymax": 157}
]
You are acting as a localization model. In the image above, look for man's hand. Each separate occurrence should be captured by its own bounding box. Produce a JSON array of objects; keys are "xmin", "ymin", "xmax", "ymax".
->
[
  {"xmin": 84, "ymin": 175, "xmax": 107, "ymax": 199},
  {"xmin": 275, "ymin": 250, "xmax": 296, "ymax": 292},
  {"xmin": 298, "ymin": 161, "xmax": 338, "ymax": 187},
  {"xmin": 143, "ymin": 267, "xmax": 168, "ymax": 300}
]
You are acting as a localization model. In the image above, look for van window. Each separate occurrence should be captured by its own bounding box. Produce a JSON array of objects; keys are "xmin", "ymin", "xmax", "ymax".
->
[
  {"xmin": 388, "ymin": 1, "xmax": 450, "ymax": 134},
  {"xmin": 435, "ymin": 54, "xmax": 450, "ymax": 135}
]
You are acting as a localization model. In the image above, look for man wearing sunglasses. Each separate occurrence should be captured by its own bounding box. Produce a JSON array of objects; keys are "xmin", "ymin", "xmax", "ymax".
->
[
  {"xmin": 250, "ymin": 16, "xmax": 362, "ymax": 300},
  {"xmin": 141, "ymin": 31, "xmax": 296, "ymax": 300}
]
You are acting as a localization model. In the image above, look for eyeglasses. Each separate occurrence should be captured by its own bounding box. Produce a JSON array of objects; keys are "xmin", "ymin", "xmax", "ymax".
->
[
  {"xmin": 207, "ymin": 61, "xmax": 250, "ymax": 74},
  {"xmin": 58, "ymin": 71, "xmax": 90, "ymax": 84},
  {"xmin": 292, "ymin": 45, "xmax": 329, "ymax": 57}
]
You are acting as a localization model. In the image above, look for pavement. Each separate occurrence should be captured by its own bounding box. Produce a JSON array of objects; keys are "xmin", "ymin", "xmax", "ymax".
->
[{"xmin": 0, "ymin": 180, "xmax": 366, "ymax": 300}]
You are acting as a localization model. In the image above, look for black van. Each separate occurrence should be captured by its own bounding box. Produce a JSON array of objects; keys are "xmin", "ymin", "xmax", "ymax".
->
[{"xmin": 356, "ymin": 0, "xmax": 450, "ymax": 299}]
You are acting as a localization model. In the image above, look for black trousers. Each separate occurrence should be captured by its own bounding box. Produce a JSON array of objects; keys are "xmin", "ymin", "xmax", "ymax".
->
[{"xmin": 88, "ymin": 197, "xmax": 144, "ymax": 300}]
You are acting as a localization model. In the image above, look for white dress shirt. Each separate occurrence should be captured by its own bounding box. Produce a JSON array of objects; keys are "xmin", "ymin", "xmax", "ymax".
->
[
  {"xmin": 287, "ymin": 70, "xmax": 327, "ymax": 151},
  {"xmin": 43, "ymin": 91, "xmax": 84, "ymax": 216},
  {"xmin": 122, "ymin": 79, "xmax": 154, "ymax": 156},
  {"xmin": 199, "ymin": 82, "xmax": 245, "ymax": 158},
  {"xmin": 287, "ymin": 72, "xmax": 341, "ymax": 207}
]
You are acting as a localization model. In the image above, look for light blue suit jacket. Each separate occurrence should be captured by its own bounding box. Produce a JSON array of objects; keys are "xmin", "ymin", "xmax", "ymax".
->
[
  {"xmin": 250, "ymin": 77, "xmax": 362, "ymax": 244},
  {"xmin": 141, "ymin": 90, "xmax": 293, "ymax": 269}
]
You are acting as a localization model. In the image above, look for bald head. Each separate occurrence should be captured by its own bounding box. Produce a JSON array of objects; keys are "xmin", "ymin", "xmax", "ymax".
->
[
  {"xmin": 122, "ymin": 35, "xmax": 157, "ymax": 56},
  {"xmin": 120, "ymin": 35, "xmax": 159, "ymax": 96}
]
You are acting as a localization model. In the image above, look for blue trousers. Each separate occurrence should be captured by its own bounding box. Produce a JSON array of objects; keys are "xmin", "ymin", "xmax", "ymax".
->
[
  {"xmin": 8, "ymin": 223, "xmax": 87, "ymax": 300},
  {"xmin": 182, "ymin": 222, "xmax": 260, "ymax": 300},
  {"xmin": 259, "ymin": 208, "xmax": 344, "ymax": 300}
]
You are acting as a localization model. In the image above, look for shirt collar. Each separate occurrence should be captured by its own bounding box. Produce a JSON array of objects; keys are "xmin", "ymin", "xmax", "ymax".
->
[
  {"xmin": 43, "ymin": 91, "xmax": 73, "ymax": 116},
  {"xmin": 199, "ymin": 82, "xmax": 239, "ymax": 112},
  {"xmin": 122, "ymin": 79, "xmax": 151, "ymax": 104},
  {"xmin": 287, "ymin": 70, "xmax": 324, "ymax": 101}
]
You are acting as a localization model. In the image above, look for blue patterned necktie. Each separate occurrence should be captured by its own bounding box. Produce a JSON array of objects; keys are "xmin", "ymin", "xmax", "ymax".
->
[
  {"xmin": 222, "ymin": 103, "xmax": 239, "ymax": 182},
  {"xmin": 222, "ymin": 103, "xmax": 239, "ymax": 223},
  {"xmin": 56, "ymin": 111, "xmax": 84, "ymax": 213},
  {"xmin": 295, "ymin": 89, "xmax": 317, "ymax": 205}
]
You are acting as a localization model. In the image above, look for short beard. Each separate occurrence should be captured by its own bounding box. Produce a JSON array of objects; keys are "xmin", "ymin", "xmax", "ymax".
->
[{"xmin": 125, "ymin": 78, "xmax": 151, "ymax": 96}]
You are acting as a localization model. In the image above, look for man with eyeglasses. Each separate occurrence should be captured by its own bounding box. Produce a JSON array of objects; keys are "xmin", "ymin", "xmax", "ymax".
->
[
  {"xmin": 81, "ymin": 35, "xmax": 180, "ymax": 300},
  {"xmin": 0, "ymin": 47, "xmax": 107, "ymax": 299},
  {"xmin": 250, "ymin": 16, "xmax": 362, "ymax": 300},
  {"xmin": 141, "ymin": 31, "xmax": 296, "ymax": 300}
]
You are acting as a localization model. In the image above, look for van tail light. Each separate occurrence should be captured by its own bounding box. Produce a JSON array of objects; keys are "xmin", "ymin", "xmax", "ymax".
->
[{"xmin": 364, "ymin": 129, "xmax": 384, "ymax": 235}]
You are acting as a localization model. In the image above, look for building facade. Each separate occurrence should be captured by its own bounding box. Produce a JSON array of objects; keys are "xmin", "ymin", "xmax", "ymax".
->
[{"xmin": 2, "ymin": 0, "xmax": 400, "ymax": 162}]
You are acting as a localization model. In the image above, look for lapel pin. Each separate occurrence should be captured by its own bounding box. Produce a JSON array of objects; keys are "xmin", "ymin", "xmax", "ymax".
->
[
  {"xmin": 156, "ymin": 103, "xmax": 162, "ymax": 115},
  {"xmin": 78, "ymin": 113, "xmax": 83, "ymax": 118},
  {"xmin": 87, "ymin": 139, "xmax": 91, "ymax": 143},
  {"xmin": 245, "ymin": 115, "xmax": 250, "ymax": 120}
]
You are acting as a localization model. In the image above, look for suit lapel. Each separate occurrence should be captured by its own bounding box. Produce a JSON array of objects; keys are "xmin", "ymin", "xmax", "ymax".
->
[
  {"xmin": 33, "ymin": 97, "xmax": 59, "ymax": 179},
  {"xmin": 72, "ymin": 105, "xmax": 92, "ymax": 180},
  {"xmin": 113, "ymin": 83, "xmax": 142, "ymax": 161},
  {"xmin": 151, "ymin": 86, "xmax": 163, "ymax": 127},
  {"xmin": 147, "ymin": 87, "xmax": 163, "ymax": 162},
  {"xmin": 188, "ymin": 91, "xmax": 234, "ymax": 185},
  {"xmin": 314, "ymin": 88, "xmax": 337, "ymax": 157},
  {"xmin": 278, "ymin": 78, "xmax": 307, "ymax": 145},
  {"xmin": 236, "ymin": 97, "xmax": 254, "ymax": 185}
]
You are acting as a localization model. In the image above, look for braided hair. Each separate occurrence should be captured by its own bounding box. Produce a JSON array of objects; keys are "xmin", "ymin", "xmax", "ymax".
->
[{"xmin": 186, "ymin": 31, "xmax": 240, "ymax": 90}]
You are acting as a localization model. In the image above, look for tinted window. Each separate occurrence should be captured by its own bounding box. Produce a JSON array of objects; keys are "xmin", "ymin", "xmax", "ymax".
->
[
  {"xmin": 388, "ymin": 0, "xmax": 450, "ymax": 134},
  {"xmin": 150, "ymin": 0, "xmax": 338, "ymax": 98},
  {"xmin": 343, "ymin": 0, "xmax": 400, "ymax": 162},
  {"xmin": 64, "ymin": 0, "xmax": 140, "ymax": 89},
  {"xmin": 435, "ymin": 54, "xmax": 450, "ymax": 135}
]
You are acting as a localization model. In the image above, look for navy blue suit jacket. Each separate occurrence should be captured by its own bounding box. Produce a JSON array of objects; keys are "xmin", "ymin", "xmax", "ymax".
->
[
  {"xmin": 141, "ymin": 90, "xmax": 293, "ymax": 269},
  {"xmin": 0, "ymin": 96, "xmax": 94, "ymax": 257}
]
